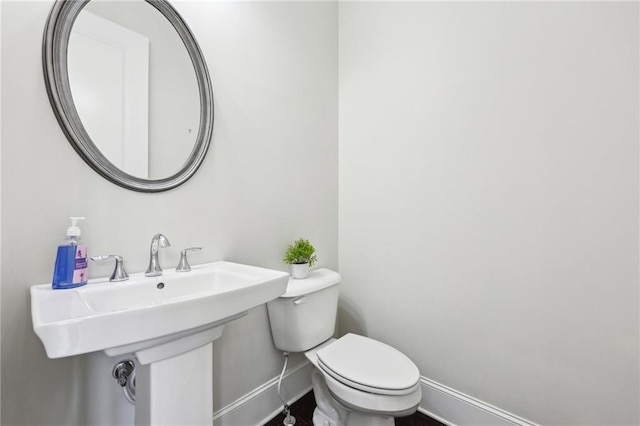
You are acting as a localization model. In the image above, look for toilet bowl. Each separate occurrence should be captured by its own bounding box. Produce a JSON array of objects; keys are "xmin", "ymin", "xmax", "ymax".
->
[
  {"xmin": 267, "ymin": 269, "xmax": 421, "ymax": 426},
  {"xmin": 305, "ymin": 334, "xmax": 421, "ymax": 426}
]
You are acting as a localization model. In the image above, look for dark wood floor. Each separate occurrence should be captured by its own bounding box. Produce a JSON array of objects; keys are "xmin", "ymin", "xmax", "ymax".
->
[{"xmin": 264, "ymin": 391, "xmax": 444, "ymax": 426}]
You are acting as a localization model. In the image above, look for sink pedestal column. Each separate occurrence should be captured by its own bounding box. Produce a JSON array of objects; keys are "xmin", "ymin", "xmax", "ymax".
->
[
  {"xmin": 135, "ymin": 342, "xmax": 213, "ymax": 425},
  {"xmin": 133, "ymin": 326, "xmax": 226, "ymax": 426}
]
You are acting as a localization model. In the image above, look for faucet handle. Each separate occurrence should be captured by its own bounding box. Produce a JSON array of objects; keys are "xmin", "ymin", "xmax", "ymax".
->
[
  {"xmin": 91, "ymin": 255, "xmax": 129, "ymax": 282},
  {"xmin": 176, "ymin": 247, "xmax": 202, "ymax": 272}
]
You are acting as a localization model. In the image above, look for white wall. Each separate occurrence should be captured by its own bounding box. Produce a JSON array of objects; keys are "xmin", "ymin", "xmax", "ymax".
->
[
  {"xmin": 338, "ymin": 2, "xmax": 639, "ymax": 426},
  {"xmin": 0, "ymin": 1, "xmax": 337, "ymax": 424}
]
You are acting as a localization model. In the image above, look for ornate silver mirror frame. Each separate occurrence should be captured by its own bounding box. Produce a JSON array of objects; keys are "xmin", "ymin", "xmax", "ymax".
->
[{"xmin": 43, "ymin": 0, "xmax": 214, "ymax": 192}]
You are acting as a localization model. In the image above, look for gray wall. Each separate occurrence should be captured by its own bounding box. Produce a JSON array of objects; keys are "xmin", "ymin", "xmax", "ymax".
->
[
  {"xmin": 338, "ymin": 2, "xmax": 639, "ymax": 425},
  {"xmin": 1, "ymin": 1, "xmax": 337, "ymax": 424}
]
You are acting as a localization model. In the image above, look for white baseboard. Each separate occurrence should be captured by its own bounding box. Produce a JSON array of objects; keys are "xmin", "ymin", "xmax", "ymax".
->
[
  {"xmin": 212, "ymin": 363, "xmax": 538, "ymax": 426},
  {"xmin": 212, "ymin": 361, "xmax": 313, "ymax": 426},
  {"xmin": 418, "ymin": 377, "xmax": 539, "ymax": 426}
]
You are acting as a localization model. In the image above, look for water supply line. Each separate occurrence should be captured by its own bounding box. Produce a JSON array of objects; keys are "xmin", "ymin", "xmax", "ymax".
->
[
  {"xmin": 122, "ymin": 375, "xmax": 136, "ymax": 405},
  {"xmin": 277, "ymin": 352, "xmax": 296, "ymax": 426}
]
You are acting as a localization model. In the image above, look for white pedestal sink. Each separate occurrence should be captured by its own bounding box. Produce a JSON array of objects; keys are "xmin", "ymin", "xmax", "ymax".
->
[{"xmin": 31, "ymin": 261, "xmax": 289, "ymax": 425}]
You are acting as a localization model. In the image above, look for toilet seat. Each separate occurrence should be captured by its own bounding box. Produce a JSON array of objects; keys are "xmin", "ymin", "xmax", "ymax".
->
[
  {"xmin": 305, "ymin": 334, "xmax": 422, "ymax": 420},
  {"xmin": 316, "ymin": 333, "xmax": 420, "ymax": 396}
]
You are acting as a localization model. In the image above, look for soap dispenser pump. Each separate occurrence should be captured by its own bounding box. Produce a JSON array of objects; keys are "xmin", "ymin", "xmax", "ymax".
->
[{"xmin": 52, "ymin": 217, "xmax": 88, "ymax": 289}]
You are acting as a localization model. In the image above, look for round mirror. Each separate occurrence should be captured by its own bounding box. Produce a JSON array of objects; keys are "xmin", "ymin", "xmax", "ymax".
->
[{"xmin": 43, "ymin": 0, "xmax": 214, "ymax": 192}]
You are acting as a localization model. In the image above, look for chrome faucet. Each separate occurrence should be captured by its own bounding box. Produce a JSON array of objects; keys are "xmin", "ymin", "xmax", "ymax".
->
[
  {"xmin": 176, "ymin": 247, "xmax": 202, "ymax": 272},
  {"xmin": 145, "ymin": 233, "xmax": 171, "ymax": 277},
  {"xmin": 91, "ymin": 255, "xmax": 129, "ymax": 282}
]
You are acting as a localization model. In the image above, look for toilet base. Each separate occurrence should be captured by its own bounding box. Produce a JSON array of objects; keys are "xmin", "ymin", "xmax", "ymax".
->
[{"xmin": 311, "ymin": 369, "xmax": 395, "ymax": 426}]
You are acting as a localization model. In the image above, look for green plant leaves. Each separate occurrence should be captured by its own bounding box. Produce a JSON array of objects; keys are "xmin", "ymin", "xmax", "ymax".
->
[{"xmin": 283, "ymin": 238, "xmax": 317, "ymax": 267}]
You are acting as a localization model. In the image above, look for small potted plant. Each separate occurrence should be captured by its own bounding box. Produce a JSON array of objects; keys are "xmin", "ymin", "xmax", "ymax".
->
[{"xmin": 283, "ymin": 238, "xmax": 317, "ymax": 279}]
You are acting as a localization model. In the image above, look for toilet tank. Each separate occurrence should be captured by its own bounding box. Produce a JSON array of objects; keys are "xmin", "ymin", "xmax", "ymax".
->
[{"xmin": 267, "ymin": 268, "xmax": 341, "ymax": 352}]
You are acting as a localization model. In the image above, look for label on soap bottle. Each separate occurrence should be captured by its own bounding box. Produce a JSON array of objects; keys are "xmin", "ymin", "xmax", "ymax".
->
[{"xmin": 73, "ymin": 244, "xmax": 88, "ymax": 284}]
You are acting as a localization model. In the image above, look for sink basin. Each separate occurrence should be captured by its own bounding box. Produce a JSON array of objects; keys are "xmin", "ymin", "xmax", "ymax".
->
[{"xmin": 31, "ymin": 261, "xmax": 289, "ymax": 360}]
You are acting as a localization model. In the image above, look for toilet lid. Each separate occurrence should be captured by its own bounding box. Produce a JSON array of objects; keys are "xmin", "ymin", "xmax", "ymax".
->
[{"xmin": 316, "ymin": 334, "xmax": 419, "ymax": 395}]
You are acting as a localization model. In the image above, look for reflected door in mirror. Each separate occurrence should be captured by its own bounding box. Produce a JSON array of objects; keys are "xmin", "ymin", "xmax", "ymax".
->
[{"xmin": 69, "ymin": 11, "xmax": 149, "ymax": 178}]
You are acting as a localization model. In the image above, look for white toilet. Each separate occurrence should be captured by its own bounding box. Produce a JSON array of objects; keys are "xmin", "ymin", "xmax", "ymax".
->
[{"xmin": 267, "ymin": 268, "xmax": 421, "ymax": 426}]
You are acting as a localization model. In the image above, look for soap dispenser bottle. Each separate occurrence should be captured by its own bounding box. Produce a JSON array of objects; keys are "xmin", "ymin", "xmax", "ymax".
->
[{"xmin": 52, "ymin": 217, "xmax": 88, "ymax": 289}]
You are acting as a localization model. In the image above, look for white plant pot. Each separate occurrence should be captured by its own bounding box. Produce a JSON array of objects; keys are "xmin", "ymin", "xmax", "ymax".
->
[{"xmin": 290, "ymin": 263, "xmax": 310, "ymax": 279}]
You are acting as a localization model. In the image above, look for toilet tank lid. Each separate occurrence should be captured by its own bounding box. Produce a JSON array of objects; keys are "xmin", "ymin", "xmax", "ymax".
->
[{"xmin": 280, "ymin": 268, "xmax": 341, "ymax": 297}]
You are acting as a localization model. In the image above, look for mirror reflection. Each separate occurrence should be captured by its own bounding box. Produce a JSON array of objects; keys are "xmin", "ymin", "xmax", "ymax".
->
[{"xmin": 67, "ymin": 0, "xmax": 200, "ymax": 180}]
